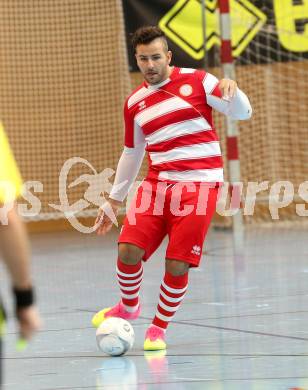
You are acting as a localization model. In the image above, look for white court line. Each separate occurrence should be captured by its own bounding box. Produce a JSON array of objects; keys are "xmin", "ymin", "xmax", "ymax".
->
[{"xmin": 176, "ymin": 377, "xmax": 216, "ymax": 382}]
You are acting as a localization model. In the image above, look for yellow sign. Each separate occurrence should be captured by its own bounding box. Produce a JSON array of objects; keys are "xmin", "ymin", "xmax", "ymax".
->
[
  {"xmin": 159, "ymin": 0, "xmax": 267, "ymax": 59},
  {"xmin": 274, "ymin": 0, "xmax": 308, "ymax": 52}
]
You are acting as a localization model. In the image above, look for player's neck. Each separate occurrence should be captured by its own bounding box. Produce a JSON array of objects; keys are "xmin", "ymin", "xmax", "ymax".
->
[
  {"xmin": 166, "ymin": 65, "xmax": 174, "ymax": 79},
  {"xmin": 160, "ymin": 65, "xmax": 174, "ymax": 83}
]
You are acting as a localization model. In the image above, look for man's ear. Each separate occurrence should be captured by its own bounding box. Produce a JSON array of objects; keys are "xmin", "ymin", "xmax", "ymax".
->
[{"xmin": 168, "ymin": 50, "xmax": 172, "ymax": 64}]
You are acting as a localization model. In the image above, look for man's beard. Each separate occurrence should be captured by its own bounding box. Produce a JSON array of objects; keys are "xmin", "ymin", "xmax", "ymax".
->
[{"xmin": 145, "ymin": 71, "xmax": 163, "ymax": 85}]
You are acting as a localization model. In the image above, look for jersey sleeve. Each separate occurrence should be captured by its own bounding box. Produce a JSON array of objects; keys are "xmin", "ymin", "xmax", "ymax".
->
[
  {"xmin": 124, "ymin": 99, "xmax": 146, "ymax": 147},
  {"xmin": 124, "ymin": 98, "xmax": 135, "ymax": 148},
  {"xmin": 108, "ymin": 99, "xmax": 146, "ymax": 201},
  {"xmin": 197, "ymin": 70, "xmax": 252, "ymax": 120},
  {"xmin": 108, "ymin": 145, "xmax": 145, "ymax": 202},
  {"xmin": 195, "ymin": 69, "xmax": 222, "ymax": 99}
]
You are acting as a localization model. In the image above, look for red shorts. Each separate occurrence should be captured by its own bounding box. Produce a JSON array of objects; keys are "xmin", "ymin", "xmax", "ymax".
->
[{"xmin": 118, "ymin": 180, "xmax": 219, "ymax": 267}]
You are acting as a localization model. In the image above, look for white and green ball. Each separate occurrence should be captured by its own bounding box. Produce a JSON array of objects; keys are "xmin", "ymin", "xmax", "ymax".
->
[{"xmin": 96, "ymin": 317, "xmax": 134, "ymax": 356}]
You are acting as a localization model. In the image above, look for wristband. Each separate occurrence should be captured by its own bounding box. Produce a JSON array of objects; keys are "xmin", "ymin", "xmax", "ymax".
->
[{"xmin": 13, "ymin": 287, "xmax": 35, "ymax": 311}]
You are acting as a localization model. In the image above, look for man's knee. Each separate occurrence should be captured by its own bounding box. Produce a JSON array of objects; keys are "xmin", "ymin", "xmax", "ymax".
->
[
  {"xmin": 165, "ymin": 259, "xmax": 190, "ymax": 276},
  {"xmin": 118, "ymin": 243, "xmax": 144, "ymax": 265}
]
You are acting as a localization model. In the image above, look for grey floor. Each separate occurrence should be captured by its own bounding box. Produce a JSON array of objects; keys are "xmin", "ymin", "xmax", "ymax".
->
[{"xmin": 0, "ymin": 224, "xmax": 308, "ymax": 389}]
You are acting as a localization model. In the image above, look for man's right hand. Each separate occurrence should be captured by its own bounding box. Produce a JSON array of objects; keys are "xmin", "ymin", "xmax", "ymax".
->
[
  {"xmin": 95, "ymin": 198, "xmax": 123, "ymax": 235},
  {"xmin": 17, "ymin": 305, "xmax": 42, "ymax": 340}
]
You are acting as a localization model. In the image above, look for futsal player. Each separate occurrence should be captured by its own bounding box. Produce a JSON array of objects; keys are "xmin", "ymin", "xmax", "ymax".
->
[
  {"xmin": 93, "ymin": 26, "xmax": 252, "ymax": 350},
  {"xmin": 0, "ymin": 123, "xmax": 41, "ymax": 386}
]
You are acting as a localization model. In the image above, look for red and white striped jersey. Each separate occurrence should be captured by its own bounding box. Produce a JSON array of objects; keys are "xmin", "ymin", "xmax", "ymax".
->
[{"xmin": 124, "ymin": 67, "xmax": 225, "ymax": 183}]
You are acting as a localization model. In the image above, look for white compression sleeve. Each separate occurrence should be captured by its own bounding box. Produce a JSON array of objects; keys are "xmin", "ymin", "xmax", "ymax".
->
[
  {"xmin": 109, "ymin": 144, "xmax": 146, "ymax": 202},
  {"xmin": 206, "ymin": 88, "xmax": 252, "ymax": 120}
]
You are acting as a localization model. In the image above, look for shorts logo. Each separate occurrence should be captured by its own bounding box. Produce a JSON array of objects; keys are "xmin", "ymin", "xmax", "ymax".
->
[
  {"xmin": 191, "ymin": 245, "xmax": 201, "ymax": 256},
  {"xmin": 179, "ymin": 84, "xmax": 193, "ymax": 97}
]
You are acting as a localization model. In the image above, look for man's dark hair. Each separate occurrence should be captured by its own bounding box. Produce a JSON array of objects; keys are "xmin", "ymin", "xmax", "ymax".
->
[{"xmin": 131, "ymin": 26, "xmax": 168, "ymax": 52}]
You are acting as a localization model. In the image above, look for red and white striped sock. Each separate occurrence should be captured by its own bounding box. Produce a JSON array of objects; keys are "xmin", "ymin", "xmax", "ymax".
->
[
  {"xmin": 117, "ymin": 258, "xmax": 143, "ymax": 313},
  {"xmin": 152, "ymin": 271, "xmax": 188, "ymax": 330}
]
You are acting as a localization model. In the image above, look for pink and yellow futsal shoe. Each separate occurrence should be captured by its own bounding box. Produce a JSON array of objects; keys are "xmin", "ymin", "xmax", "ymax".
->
[
  {"xmin": 91, "ymin": 301, "xmax": 140, "ymax": 328},
  {"xmin": 144, "ymin": 325, "xmax": 166, "ymax": 351}
]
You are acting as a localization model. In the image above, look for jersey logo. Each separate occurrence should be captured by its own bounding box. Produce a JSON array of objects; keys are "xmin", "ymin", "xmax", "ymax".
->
[
  {"xmin": 191, "ymin": 245, "xmax": 201, "ymax": 256},
  {"xmin": 138, "ymin": 100, "xmax": 146, "ymax": 110},
  {"xmin": 179, "ymin": 84, "xmax": 193, "ymax": 97}
]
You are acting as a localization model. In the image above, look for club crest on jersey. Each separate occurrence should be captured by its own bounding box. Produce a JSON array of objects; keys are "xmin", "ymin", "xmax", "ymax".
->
[
  {"xmin": 138, "ymin": 100, "xmax": 146, "ymax": 110},
  {"xmin": 179, "ymin": 84, "xmax": 193, "ymax": 97}
]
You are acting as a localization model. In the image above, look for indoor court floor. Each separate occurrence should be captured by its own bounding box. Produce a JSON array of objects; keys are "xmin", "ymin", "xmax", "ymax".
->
[{"xmin": 1, "ymin": 224, "xmax": 307, "ymax": 389}]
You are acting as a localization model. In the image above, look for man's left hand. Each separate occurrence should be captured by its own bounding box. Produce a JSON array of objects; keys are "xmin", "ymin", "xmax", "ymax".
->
[{"xmin": 219, "ymin": 79, "xmax": 238, "ymax": 100}]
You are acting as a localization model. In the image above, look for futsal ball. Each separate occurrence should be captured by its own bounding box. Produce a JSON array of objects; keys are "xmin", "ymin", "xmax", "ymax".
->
[{"xmin": 96, "ymin": 317, "xmax": 134, "ymax": 356}]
